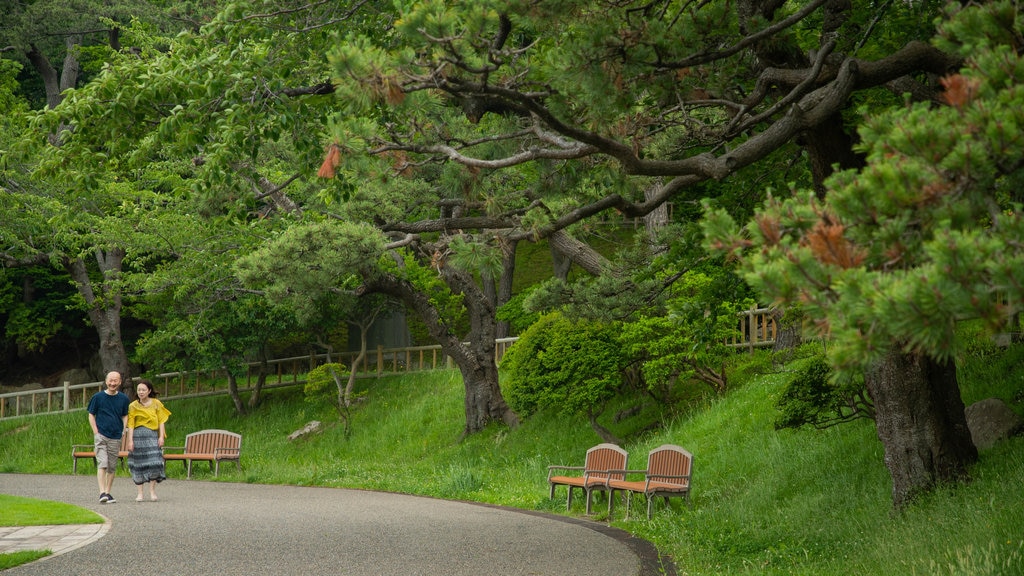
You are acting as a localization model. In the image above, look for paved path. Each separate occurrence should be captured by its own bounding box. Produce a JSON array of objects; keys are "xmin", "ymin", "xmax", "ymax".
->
[{"xmin": 0, "ymin": 474, "xmax": 673, "ymax": 575}]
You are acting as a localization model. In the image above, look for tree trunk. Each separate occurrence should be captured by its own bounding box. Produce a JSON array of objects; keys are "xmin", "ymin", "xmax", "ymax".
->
[
  {"xmin": 347, "ymin": 322, "xmax": 370, "ymax": 408},
  {"xmin": 65, "ymin": 251, "xmax": 131, "ymax": 383},
  {"xmin": 25, "ymin": 43, "xmax": 62, "ymax": 110},
  {"xmin": 361, "ymin": 268, "xmax": 519, "ymax": 435},
  {"xmin": 495, "ymin": 237, "xmax": 517, "ymax": 339},
  {"xmin": 864, "ymin": 347, "xmax": 978, "ymax": 509},
  {"xmin": 643, "ymin": 181, "xmax": 670, "ymax": 243},
  {"xmin": 771, "ymin": 308, "xmax": 802, "ymax": 353},
  {"xmin": 225, "ymin": 370, "xmax": 247, "ymax": 415},
  {"xmin": 801, "ymin": 112, "xmax": 866, "ymax": 197},
  {"xmin": 247, "ymin": 352, "xmax": 269, "ymax": 410},
  {"xmin": 588, "ymin": 411, "xmax": 623, "ymax": 445},
  {"xmin": 550, "ymin": 240, "xmax": 572, "ymax": 281},
  {"xmin": 459, "ymin": 347, "xmax": 514, "ymax": 435}
]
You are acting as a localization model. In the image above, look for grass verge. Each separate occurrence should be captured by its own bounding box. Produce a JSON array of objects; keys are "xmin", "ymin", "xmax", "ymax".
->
[{"xmin": 0, "ymin": 494, "xmax": 103, "ymax": 570}]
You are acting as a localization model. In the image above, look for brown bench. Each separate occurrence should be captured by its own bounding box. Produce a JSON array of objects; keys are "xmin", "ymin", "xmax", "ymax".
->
[
  {"xmin": 606, "ymin": 444, "xmax": 692, "ymax": 519},
  {"xmin": 547, "ymin": 443, "xmax": 628, "ymax": 514},
  {"xmin": 162, "ymin": 429, "xmax": 242, "ymax": 479},
  {"xmin": 72, "ymin": 436, "xmax": 130, "ymax": 473}
]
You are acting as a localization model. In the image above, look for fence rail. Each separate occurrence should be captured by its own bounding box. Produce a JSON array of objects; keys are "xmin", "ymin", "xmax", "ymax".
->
[
  {"xmin": 0, "ymin": 338, "xmax": 519, "ymax": 421},
  {"xmin": 1, "ymin": 308, "xmax": 777, "ymax": 421},
  {"xmin": 727, "ymin": 306, "xmax": 777, "ymax": 351}
]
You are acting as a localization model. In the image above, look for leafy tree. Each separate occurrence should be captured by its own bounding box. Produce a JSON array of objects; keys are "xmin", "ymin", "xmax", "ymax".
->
[
  {"xmin": 0, "ymin": 0, "xmax": 171, "ymax": 109},
  {"xmin": 1, "ymin": 5, "xmax": 212, "ymax": 382},
  {"xmin": 501, "ymin": 312, "xmax": 627, "ymax": 443},
  {"xmin": 620, "ymin": 271, "xmax": 748, "ymax": 397},
  {"xmin": 704, "ymin": 1, "xmax": 1023, "ymax": 507},
  {"xmin": 304, "ymin": 362, "xmax": 367, "ymax": 438}
]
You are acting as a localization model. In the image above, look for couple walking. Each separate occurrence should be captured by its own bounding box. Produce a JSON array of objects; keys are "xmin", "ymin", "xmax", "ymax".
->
[{"xmin": 87, "ymin": 371, "xmax": 171, "ymax": 503}]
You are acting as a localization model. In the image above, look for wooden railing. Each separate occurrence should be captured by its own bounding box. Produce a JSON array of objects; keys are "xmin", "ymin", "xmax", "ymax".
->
[
  {"xmin": 726, "ymin": 306, "xmax": 777, "ymax": 351},
  {"xmin": 0, "ymin": 338, "xmax": 519, "ymax": 420},
  {"xmin": 1, "ymin": 307, "xmax": 777, "ymax": 420}
]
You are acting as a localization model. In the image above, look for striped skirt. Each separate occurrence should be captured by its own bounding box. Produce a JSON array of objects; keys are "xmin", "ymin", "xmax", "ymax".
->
[{"xmin": 128, "ymin": 427, "xmax": 166, "ymax": 485}]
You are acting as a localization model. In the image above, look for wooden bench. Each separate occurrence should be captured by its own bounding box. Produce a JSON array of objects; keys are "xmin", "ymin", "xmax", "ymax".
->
[
  {"xmin": 547, "ymin": 443, "xmax": 628, "ymax": 514},
  {"xmin": 606, "ymin": 444, "xmax": 692, "ymax": 519},
  {"xmin": 163, "ymin": 429, "xmax": 242, "ymax": 479},
  {"xmin": 71, "ymin": 436, "xmax": 129, "ymax": 473}
]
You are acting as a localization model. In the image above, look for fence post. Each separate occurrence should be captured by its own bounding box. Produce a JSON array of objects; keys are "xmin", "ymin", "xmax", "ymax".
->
[
  {"xmin": 749, "ymin": 306, "xmax": 756, "ymax": 354},
  {"xmin": 376, "ymin": 345, "xmax": 384, "ymax": 377},
  {"xmin": 63, "ymin": 381, "xmax": 71, "ymax": 413}
]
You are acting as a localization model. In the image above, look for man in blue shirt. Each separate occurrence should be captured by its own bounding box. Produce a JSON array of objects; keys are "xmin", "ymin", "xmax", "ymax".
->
[{"xmin": 87, "ymin": 371, "xmax": 130, "ymax": 503}]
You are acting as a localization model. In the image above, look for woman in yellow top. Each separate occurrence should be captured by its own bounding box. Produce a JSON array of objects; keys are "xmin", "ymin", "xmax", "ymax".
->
[{"xmin": 126, "ymin": 380, "xmax": 171, "ymax": 502}]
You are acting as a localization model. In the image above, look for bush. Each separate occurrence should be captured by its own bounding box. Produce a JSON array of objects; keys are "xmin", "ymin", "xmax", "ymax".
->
[
  {"xmin": 501, "ymin": 311, "xmax": 625, "ymax": 418},
  {"xmin": 774, "ymin": 351, "xmax": 873, "ymax": 430}
]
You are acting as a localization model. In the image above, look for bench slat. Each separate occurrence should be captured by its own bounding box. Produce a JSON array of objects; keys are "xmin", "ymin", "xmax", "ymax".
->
[{"xmin": 170, "ymin": 429, "xmax": 243, "ymax": 479}]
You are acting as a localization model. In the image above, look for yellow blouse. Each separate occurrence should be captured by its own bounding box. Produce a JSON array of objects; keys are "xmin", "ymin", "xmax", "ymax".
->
[{"xmin": 127, "ymin": 398, "xmax": 171, "ymax": 431}]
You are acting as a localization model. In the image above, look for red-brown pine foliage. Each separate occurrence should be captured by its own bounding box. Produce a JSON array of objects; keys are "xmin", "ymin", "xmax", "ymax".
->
[
  {"xmin": 940, "ymin": 74, "xmax": 980, "ymax": 109},
  {"xmin": 805, "ymin": 214, "xmax": 866, "ymax": 269},
  {"xmin": 318, "ymin": 143, "xmax": 341, "ymax": 178}
]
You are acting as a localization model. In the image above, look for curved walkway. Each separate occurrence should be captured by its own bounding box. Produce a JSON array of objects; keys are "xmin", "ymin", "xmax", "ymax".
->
[{"xmin": 0, "ymin": 474, "xmax": 674, "ymax": 575}]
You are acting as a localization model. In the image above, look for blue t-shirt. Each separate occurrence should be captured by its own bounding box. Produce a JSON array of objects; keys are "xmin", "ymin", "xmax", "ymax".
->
[{"xmin": 87, "ymin": 391, "xmax": 130, "ymax": 439}]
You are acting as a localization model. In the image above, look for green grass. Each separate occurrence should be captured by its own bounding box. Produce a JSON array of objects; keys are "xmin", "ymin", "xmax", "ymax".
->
[
  {"xmin": 0, "ymin": 495, "xmax": 103, "ymax": 570},
  {"xmin": 0, "ymin": 551, "xmax": 50, "ymax": 571},
  {"xmin": 1, "ymin": 346, "xmax": 1023, "ymax": 575},
  {"xmin": 0, "ymin": 494, "xmax": 103, "ymax": 526}
]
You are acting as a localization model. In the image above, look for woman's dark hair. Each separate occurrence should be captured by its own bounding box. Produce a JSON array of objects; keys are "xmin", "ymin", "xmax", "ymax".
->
[{"xmin": 137, "ymin": 379, "xmax": 158, "ymax": 398}]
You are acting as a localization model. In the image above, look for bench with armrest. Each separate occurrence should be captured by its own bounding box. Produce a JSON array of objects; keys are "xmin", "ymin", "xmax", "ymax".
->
[
  {"xmin": 547, "ymin": 443, "xmax": 628, "ymax": 515},
  {"xmin": 71, "ymin": 435, "xmax": 130, "ymax": 473},
  {"xmin": 162, "ymin": 429, "xmax": 242, "ymax": 479},
  {"xmin": 606, "ymin": 444, "xmax": 692, "ymax": 519}
]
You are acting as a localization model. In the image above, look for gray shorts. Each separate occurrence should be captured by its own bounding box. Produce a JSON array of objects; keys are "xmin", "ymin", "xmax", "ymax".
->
[{"xmin": 94, "ymin": 434, "xmax": 121, "ymax": 472}]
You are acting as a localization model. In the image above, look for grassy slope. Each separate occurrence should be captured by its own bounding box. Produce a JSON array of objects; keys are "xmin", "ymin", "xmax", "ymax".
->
[{"xmin": 1, "ymin": 346, "xmax": 1022, "ymax": 575}]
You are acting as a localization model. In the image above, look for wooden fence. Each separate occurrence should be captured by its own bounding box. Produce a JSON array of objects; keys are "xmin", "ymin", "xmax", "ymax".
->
[
  {"xmin": 727, "ymin": 306, "xmax": 777, "ymax": 351},
  {"xmin": 1, "ymin": 308, "xmax": 777, "ymax": 421},
  {"xmin": 0, "ymin": 338, "xmax": 519, "ymax": 421}
]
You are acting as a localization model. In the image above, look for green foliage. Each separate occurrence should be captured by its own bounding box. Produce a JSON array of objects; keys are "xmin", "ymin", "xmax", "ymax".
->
[
  {"xmin": 234, "ymin": 220, "xmax": 386, "ymax": 323},
  {"xmin": 134, "ymin": 290, "xmax": 299, "ymax": 380},
  {"xmin": 0, "ymin": 267, "xmax": 86, "ymax": 354},
  {"xmin": 0, "ymin": 59, "xmax": 26, "ymax": 118},
  {"xmin": 703, "ymin": 1, "xmax": 1024, "ymax": 376},
  {"xmin": 623, "ymin": 270, "xmax": 749, "ymax": 395},
  {"xmin": 774, "ymin": 349, "xmax": 872, "ymax": 430},
  {"xmin": 495, "ymin": 287, "xmax": 540, "ymax": 335},
  {"xmin": 304, "ymin": 362, "xmax": 349, "ymax": 403},
  {"xmin": 501, "ymin": 312, "xmax": 626, "ymax": 418}
]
